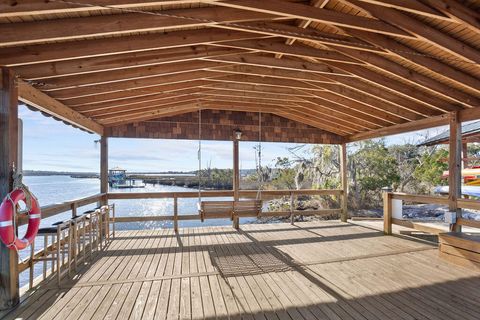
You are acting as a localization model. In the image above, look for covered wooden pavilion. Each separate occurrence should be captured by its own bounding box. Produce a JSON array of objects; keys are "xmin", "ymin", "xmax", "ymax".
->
[{"xmin": 1, "ymin": 0, "xmax": 480, "ymax": 318}]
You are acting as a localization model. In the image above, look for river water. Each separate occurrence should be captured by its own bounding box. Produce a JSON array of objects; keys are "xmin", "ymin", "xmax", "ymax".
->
[{"xmin": 17, "ymin": 175, "xmax": 257, "ymax": 287}]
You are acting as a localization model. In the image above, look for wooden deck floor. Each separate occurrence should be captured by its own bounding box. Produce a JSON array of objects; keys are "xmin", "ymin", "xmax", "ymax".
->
[{"xmin": 3, "ymin": 221, "xmax": 480, "ymax": 320}]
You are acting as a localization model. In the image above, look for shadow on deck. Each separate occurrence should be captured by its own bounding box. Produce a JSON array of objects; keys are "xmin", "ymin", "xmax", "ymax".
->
[{"xmin": 3, "ymin": 221, "xmax": 480, "ymax": 320}]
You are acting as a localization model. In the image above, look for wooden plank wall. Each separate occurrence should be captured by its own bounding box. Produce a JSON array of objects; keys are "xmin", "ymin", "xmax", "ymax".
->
[{"xmin": 106, "ymin": 110, "xmax": 344, "ymax": 144}]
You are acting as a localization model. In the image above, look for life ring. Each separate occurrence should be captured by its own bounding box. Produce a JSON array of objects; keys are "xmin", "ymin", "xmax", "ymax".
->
[{"xmin": 0, "ymin": 189, "xmax": 41, "ymax": 250}]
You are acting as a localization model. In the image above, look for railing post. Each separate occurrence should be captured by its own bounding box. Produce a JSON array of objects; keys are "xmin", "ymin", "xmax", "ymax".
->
[
  {"xmin": 290, "ymin": 192, "xmax": 295, "ymax": 225},
  {"xmin": 340, "ymin": 143, "xmax": 348, "ymax": 222},
  {"xmin": 173, "ymin": 196, "xmax": 178, "ymax": 233},
  {"xmin": 383, "ymin": 191, "xmax": 393, "ymax": 235},
  {"xmin": 448, "ymin": 111, "xmax": 462, "ymax": 232}
]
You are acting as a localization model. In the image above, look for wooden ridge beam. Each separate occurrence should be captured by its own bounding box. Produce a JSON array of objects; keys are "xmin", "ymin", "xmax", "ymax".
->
[
  {"xmin": 214, "ymin": 0, "xmax": 415, "ymax": 38},
  {"xmin": 0, "ymin": 28, "xmax": 264, "ymax": 66},
  {"xmin": 346, "ymin": 0, "xmax": 480, "ymax": 64},
  {"xmin": 17, "ymin": 80, "xmax": 103, "ymax": 134},
  {"xmin": 14, "ymin": 46, "xmax": 247, "ymax": 80},
  {"xmin": 0, "ymin": 6, "xmax": 280, "ymax": 47}
]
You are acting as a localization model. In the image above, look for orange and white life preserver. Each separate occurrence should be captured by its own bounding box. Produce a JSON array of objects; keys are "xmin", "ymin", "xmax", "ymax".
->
[{"xmin": 0, "ymin": 189, "xmax": 41, "ymax": 250}]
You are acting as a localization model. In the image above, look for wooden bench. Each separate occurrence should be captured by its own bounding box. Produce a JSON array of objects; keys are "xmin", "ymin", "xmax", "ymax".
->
[
  {"xmin": 439, "ymin": 232, "xmax": 480, "ymax": 268},
  {"xmin": 198, "ymin": 200, "xmax": 262, "ymax": 222}
]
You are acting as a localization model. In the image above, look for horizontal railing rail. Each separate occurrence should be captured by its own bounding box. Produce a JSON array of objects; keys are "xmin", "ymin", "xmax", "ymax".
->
[
  {"xmin": 384, "ymin": 192, "xmax": 480, "ymax": 235},
  {"xmin": 108, "ymin": 189, "xmax": 344, "ymax": 228}
]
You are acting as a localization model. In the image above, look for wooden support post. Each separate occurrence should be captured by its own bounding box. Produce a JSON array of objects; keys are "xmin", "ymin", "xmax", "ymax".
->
[
  {"xmin": 449, "ymin": 111, "xmax": 462, "ymax": 232},
  {"xmin": 233, "ymin": 139, "xmax": 240, "ymax": 229},
  {"xmin": 340, "ymin": 143, "xmax": 348, "ymax": 222},
  {"xmin": 173, "ymin": 196, "xmax": 178, "ymax": 233},
  {"xmin": 0, "ymin": 67, "xmax": 19, "ymax": 310},
  {"xmin": 100, "ymin": 136, "xmax": 108, "ymax": 206},
  {"xmin": 383, "ymin": 192, "xmax": 392, "ymax": 235}
]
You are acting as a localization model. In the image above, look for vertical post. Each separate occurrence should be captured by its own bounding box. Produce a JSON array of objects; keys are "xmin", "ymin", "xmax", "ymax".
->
[
  {"xmin": 0, "ymin": 67, "xmax": 19, "ymax": 310},
  {"xmin": 449, "ymin": 111, "xmax": 462, "ymax": 232},
  {"xmin": 233, "ymin": 139, "xmax": 240, "ymax": 229},
  {"xmin": 462, "ymin": 142, "xmax": 468, "ymax": 169},
  {"xmin": 173, "ymin": 196, "xmax": 178, "ymax": 233},
  {"xmin": 339, "ymin": 143, "xmax": 348, "ymax": 222},
  {"xmin": 383, "ymin": 192, "xmax": 392, "ymax": 235},
  {"xmin": 100, "ymin": 136, "xmax": 108, "ymax": 206},
  {"xmin": 290, "ymin": 192, "xmax": 294, "ymax": 225}
]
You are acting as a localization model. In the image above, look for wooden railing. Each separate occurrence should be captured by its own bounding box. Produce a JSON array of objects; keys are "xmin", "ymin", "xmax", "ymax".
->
[
  {"xmin": 108, "ymin": 189, "xmax": 345, "ymax": 230},
  {"xmin": 383, "ymin": 192, "xmax": 480, "ymax": 234}
]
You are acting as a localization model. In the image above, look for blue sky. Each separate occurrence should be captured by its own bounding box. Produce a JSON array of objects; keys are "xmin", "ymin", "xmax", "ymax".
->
[{"xmin": 19, "ymin": 105, "xmax": 448, "ymax": 172}]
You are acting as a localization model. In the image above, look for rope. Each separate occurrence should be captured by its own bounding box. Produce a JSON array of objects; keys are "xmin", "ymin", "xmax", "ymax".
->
[
  {"xmin": 198, "ymin": 107, "xmax": 202, "ymax": 204},
  {"xmin": 256, "ymin": 112, "xmax": 263, "ymax": 200}
]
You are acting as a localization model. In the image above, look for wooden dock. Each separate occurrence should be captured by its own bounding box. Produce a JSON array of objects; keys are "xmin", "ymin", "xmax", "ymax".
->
[{"xmin": 3, "ymin": 221, "xmax": 480, "ymax": 320}]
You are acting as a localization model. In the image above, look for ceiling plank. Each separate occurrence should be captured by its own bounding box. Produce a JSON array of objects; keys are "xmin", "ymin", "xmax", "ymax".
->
[
  {"xmin": 355, "ymin": 0, "xmax": 448, "ymax": 20},
  {"xmin": 17, "ymin": 80, "xmax": 103, "ymax": 135}
]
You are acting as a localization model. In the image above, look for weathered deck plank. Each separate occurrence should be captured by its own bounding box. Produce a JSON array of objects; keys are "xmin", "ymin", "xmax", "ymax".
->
[{"xmin": 3, "ymin": 221, "xmax": 480, "ymax": 320}]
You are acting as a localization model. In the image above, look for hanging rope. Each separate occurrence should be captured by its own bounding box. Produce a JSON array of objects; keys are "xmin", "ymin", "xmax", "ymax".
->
[
  {"xmin": 197, "ymin": 107, "xmax": 202, "ymax": 205},
  {"xmin": 256, "ymin": 112, "xmax": 263, "ymax": 200}
]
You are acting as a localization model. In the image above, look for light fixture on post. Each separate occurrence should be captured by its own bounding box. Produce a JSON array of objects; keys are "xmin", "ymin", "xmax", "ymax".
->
[{"xmin": 234, "ymin": 128, "xmax": 243, "ymax": 140}]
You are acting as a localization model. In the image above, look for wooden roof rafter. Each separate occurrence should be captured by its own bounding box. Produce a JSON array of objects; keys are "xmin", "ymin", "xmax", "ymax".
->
[{"xmin": 1, "ymin": 0, "xmax": 479, "ymax": 143}]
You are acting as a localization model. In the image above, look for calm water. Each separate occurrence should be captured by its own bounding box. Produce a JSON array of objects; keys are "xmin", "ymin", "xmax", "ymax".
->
[{"xmin": 17, "ymin": 175, "xmax": 257, "ymax": 286}]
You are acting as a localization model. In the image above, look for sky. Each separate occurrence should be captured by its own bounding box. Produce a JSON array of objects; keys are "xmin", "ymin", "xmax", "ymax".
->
[{"xmin": 19, "ymin": 105, "xmax": 448, "ymax": 173}]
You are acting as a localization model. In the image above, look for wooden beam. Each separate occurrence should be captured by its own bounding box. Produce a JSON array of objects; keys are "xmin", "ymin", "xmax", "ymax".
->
[
  {"xmin": 0, "ymin": 29, "xmax": 263, "ymax": 66},
  {"xmin": 340, "ymin": 143, "xmax": 348, "ymax": 222},
  {"xmin": 0, "ymin": 7, "xmax": 278, "ymax": 48},
  {"xmin": 215, "ymin": 0, "xmax": 414, "ymax": 38},
  {"xmin": 100, "ymin": 136, "xmax": 108, "ymax": 205},
  {"xmin": 202, "ymin": 54, "xmax": 351, "ymax": 76},
  {"xmin": 213, "ymin": 39, "xmax": 360, "ymax": 64},
  {"xmin": 40, "ymin": 61, "xmax": 229, "ymax": 91},
  {"xmin": 449, "ymin": 111, "xmax": 462, "ymax": 232},
  {"xmin": 347, "ymin": 0, "xmax": 480, "ymax": 64},
  {"xmin": 342, "ymin": 29, "xmax": 480, "ymax": 95},
  {"xmin": 201, "ymin": 82, "xmax": 317, "ymax": 97},
  {"xmin": 422, "ymin": 0, "xmax": 480, "ymax": 34},
  {"xmin": 62, "ymin": 80, "xmax": 210, "ymax": 107},
  {"xmin": 14, "ymin": 46, "xmax": 246, "ymax": 80},
  {"xmin": 47, "ymin": 70, "xmax": 221, "ymax": 100},
  {"xmin": 204, "ymin": 74, "xmax": 325, "ymax": 91},
  {"xmin": 355, "ymin": 0, "xmax": 448, "ymax": 20},
  {"xmin": 347, "ymin": 113, "xmax": 450, "ymax": 142},
  {"xmin": 0, "ymin": 0, "xmax": 220, "ymax": 18},
  {"xmin": 17, "ymin": 80, "xmax": 104, "ymax": 135},
  {"xmin": 0, "ymin": 67, "xmax": 19, "ymax": 310}
]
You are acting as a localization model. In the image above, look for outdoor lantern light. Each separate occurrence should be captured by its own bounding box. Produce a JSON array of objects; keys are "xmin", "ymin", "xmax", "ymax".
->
[{"xmin": 234, "ymin": 129, "xmax": 243, "ymax": 140}]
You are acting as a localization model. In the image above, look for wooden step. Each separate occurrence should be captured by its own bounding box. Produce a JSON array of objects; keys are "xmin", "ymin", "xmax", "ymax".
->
[{"xmin": 438, "ymin": 232, "xmax": 480, "ymax": 268}]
